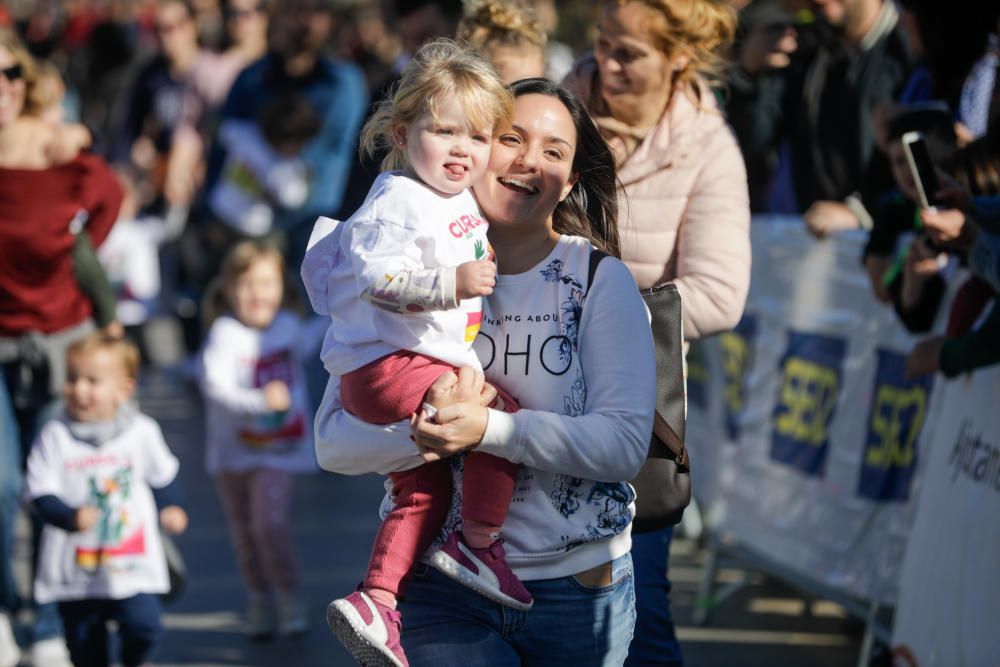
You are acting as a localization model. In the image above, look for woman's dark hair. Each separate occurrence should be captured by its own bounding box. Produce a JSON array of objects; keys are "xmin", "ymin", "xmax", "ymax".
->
[{"xmin": 509, "ymin": 78, "xmax": 621, "ymax": 258}]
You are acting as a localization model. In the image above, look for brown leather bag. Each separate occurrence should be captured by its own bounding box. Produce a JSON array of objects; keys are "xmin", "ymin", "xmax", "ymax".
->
[{"xmin": 587, "ymin": 252, "xmax": 691, "ymax": 533}]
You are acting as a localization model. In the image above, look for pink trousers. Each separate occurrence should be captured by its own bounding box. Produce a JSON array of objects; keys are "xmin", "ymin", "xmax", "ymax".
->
[
  {"xmin": 342, "ymin": 351, "xmax": 520, "ymax": 596},
  {"xmin": 215, "ymin": 468, "xmax": 300, "ymax": 595}
]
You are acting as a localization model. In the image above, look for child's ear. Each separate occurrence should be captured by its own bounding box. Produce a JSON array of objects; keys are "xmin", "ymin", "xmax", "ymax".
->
[{"xmin": 391, "ymin": 123, "xmax": 408, "ymax": 148}]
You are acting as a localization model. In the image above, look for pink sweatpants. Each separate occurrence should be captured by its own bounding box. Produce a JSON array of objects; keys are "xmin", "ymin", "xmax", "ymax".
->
[
  {"xmin": 215, "ymin": 468, "xmax": 300, "ymax": 595},
  {"xmin": 342, "ymin": 351, "xmax": 520, "ymax": 596}
]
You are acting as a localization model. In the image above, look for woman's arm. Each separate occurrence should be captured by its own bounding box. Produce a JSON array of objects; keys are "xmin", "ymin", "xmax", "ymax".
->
[
  {"xmin": 416, "ymin": 258, "xmax": 656, "ymax": 482},
  {"xmin": 672, "ymin": 124, "xmax": 751, "ymax": 339}
]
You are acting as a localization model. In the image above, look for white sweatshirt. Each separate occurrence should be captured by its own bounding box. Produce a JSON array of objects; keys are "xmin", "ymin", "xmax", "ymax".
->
[
  {"xmin": 301, "ymin": 171, "xmax": 491, "ymax": 376},
  {"xmin": 198, "ymin": 310, "xmax": 317, "ymax": 475},
  {"xmin": 25, "ymin": 413, "xmax": 179, "ymax": 604},
  {"xmin": 312, "ymin": 235, "xmax": 656, "ymax": 580}
]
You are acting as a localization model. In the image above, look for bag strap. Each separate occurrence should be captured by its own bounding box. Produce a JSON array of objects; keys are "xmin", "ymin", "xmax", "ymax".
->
[{"xmin": 584, "ymin": 249, "xmax": 689, "ymax": 467}]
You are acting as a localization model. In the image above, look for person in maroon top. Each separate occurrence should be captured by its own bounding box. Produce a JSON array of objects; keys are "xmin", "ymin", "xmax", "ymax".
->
[{"xmin": 0, "ymin": 29, "xmax": 123, "ymax": 667}]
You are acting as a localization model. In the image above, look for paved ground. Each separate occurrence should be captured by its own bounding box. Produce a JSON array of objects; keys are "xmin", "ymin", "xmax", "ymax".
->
[{"xmin": 13, "ymin": 364, "xmax": 868, "ymax": 666}]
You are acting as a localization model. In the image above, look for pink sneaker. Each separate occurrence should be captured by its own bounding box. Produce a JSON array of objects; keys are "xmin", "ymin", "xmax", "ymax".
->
[
  {"xmin": 326, "ymin": 591, "xmax": 409, "ymax": 667},
  {"xmin": 429, "ymin": 532, "xmax": 533, "ymax": 610}
]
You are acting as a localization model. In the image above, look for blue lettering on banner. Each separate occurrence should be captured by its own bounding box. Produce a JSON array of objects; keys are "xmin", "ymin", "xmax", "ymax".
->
[
  {"xmin": 720, "ymin": 315, "xmax": 757, "ymax": 441},
  {"xmin": 857, "ymin": 349, "xmax": 933, "ymax": 501},
  {"xmin": 770, "ymin": 331, "xmax": 847, "ymax": 476}
]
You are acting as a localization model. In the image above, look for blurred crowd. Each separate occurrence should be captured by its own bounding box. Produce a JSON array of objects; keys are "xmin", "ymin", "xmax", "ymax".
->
[{"xmin": 0, "ymin": 0, "xmax": 998, "ymax": 665}]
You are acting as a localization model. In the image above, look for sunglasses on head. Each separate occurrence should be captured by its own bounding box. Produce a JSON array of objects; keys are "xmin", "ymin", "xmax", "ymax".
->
[{"xmin": 0, "ymin": 64, "xmax": 22, "ymax": 82}]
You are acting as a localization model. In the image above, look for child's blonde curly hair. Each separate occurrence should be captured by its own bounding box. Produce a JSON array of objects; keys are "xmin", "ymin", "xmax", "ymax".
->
[{"xmin": 359, "ymin": 38, "xmax": 513, "ymax": 172}]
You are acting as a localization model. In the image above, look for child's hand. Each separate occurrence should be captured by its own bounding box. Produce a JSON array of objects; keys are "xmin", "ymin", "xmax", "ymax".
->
[
  {"xmin": 75, "ymin": 506, "xmax": 100, "ymax": 532},
  {"xmin": 456, "ymin": 260, "xmax": 496, "ymax": 300},
  {"xmin": 905, "ymin": 336, "xmax": 944, "ymax": 379},
  {"xmin": 263, "ymin": 380, "xmax": 291, "ymax": 412},
  {"xmin": 159, "ymin": 506, "xmax": 188, "ymax": 534}
]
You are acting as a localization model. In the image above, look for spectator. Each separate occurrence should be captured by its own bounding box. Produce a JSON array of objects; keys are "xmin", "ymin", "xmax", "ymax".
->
[
  {"xmin": 564, "ymin": 1, "xmax": 750, "ymax": 665},
  {"xmin": 457, "ymin": 0, "xmax": 547, "ymax": 84},
  {"xmin": 202, "ymin": 0, "xmax": 367, "ymax": 290},
  {"xmin": 24, "ymin": 334, "xmax": 187, "ymax": 667},
  {"xmin": 163, "ymin": 0, "xmax": 269, "ymax": 210},
  {"xmin": 108, "ymin": 0, "xmax": 202, "ymax": 212},
  {"xmin": 729, "ymin": 0, "xmax": 915, "ymax": 235},
  {"xmin": 0, "ymin": 28, "xmax": 123, "ymax": 667}
]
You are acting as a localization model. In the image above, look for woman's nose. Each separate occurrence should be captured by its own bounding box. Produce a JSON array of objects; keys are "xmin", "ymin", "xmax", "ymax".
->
[{"xmin": 515, "ymin": 146, "xmax": 539, "ymax": 170}]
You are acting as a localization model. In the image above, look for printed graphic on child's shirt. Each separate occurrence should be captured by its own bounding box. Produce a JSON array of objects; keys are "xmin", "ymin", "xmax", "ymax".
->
[
  {"xmin": 238, "ymin": 348, "xmax": 305, "ymax": 450},
  {"xmin": 75, "ymin": 467, "xmax": 146, "ymax": 571}
]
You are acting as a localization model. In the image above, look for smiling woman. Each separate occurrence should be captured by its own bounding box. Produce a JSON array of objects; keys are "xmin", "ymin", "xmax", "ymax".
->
[
  {"xmin": 564, "ymin": 1, "xmax": 750, "ymax": 665},
  {"xmin": 307, "ymin": 77, "xmax": 656, "ymax": 666}
]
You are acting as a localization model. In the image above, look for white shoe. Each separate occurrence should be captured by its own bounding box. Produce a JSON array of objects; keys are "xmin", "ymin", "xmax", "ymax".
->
[
  {"xmin": 276, "ymin": 592, "xmax": 309, "ymax": 638},
  {"xmin": 0, "ymin": 614, "xmax": 20, "ymax": 667},
  {"xmin": 245, "ymin": 593, "xmax": 276, "ymax": 640},
  {"xmin": 30, "ymin": 637, "xmax": 72, "ymax": 667}
]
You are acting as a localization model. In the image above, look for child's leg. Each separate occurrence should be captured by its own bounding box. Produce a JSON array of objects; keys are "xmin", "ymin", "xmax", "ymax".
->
[
  {"xmin": 461, "ymin": 453, "xmax": 521, "ymax": 549},
  {"xmin": 112, "ymin": 593, "xmax": 162, "ymax": 667},
  {"xmin": 463, "ymin": 386, "xmax": 520, "ymax": 549},
  {"xmin": 363, "ymin": 460, "xmax": 452, "ymax": 604},
  {"xmin": 214, "ymin": 472, "xmax": 270, "ymax": 595},
  {"xmin": 245, "ymin": 468, "xmax": 300, "ymax": 594},
  {"xmin": 58, "ymin": 599, "xmax": 110, "ymax": 667},
  {"xmin": 341, "ymin": 351, "xmax": 457, "ymax": 424}
]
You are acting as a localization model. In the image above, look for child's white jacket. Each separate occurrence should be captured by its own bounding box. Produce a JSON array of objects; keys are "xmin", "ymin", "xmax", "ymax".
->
[{"xmin": 301, "ymin": 171, "xmax": 491, "ymax": 376}]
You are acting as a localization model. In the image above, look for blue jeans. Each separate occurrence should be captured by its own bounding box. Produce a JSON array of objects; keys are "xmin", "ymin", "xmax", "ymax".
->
[
  {"xmin": 399, "ymin": 553, "xmax": 636, "ymax": 666},
  {"xmin": 0, "ymin": 364, "xmax": 63, "ymax": 641},
  {"xmin": 58, "ymin": 593, "xmax": 162, "ymax": 667},
  {"xmin": 626, "ymin": 527, "xmax": 683, "ymax": 666}
]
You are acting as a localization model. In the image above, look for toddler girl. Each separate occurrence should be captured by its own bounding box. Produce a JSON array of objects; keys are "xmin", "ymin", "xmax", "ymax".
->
[
  {"xmin": 198, "ymin": 240, "xmax": 315, "ymax": 640},
  {"xmin": 301, "ymin": 39, "xmax": 527, "ymax": 667}
]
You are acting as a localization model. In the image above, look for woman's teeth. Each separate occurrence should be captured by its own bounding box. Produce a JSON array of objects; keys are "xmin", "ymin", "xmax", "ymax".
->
[{"xmin": 499, "ymin": 177, "xmax": 538, "ymax": 194}]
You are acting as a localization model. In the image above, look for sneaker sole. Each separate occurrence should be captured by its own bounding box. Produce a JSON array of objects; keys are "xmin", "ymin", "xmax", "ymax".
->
[
  {"xmin": 326, "ymin": 601, "xmax": 404, "ymax": 667},
  {"xmin": 429, "ymin": 550, "xmax": 533, "ymax": 611}
]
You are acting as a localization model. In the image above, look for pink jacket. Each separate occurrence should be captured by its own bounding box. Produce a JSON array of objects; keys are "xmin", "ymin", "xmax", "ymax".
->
[{"xmin": 566, "ymin": 56, "xmax": 751, "ymax": 339}]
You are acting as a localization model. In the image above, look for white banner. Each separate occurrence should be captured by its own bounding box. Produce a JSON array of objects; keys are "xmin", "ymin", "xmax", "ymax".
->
[
  {"xmin": 890, "ymin": 366, "xmax": 1000, "ymax": 667},
  {"xmin": 687, "ymin": 217, "xmax": 938, "ymax": 604}
]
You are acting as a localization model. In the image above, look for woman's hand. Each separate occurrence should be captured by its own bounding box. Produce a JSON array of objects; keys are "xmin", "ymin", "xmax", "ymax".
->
[
  {"xmin": 412, "ymin": 367, "xmax": 491, "ymax": 462},
  {"xmin": 804, "ymin": 200, "xmax": 860, "ymax": 238},
  {"xmin": 900, "ymin": 236, "xmax": 944, "ymax": 310},
  {"xmin": 905, "ymin": 336, "xmax": 944, "ymax": 379}
]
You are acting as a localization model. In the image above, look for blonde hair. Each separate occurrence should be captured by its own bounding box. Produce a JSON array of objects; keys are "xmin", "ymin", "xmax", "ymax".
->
[
  {"xmin": 359, "ymin": 38, "xmax": 513, "ymax": 172},
  {"xmin": 24, "ymin": 60, "xmax": 64, "ymax": 117},
  {"xmin": 67, "ymin": 334, "xmax": 141, "ymax": 381},
  {"xmin": 458, "ymin": 1, "xmax": 547, "ymax": 55},
  {"xmin": 607, "ymin": 0, "xmax": 737, "ymax": 90},
  {"xmin": 203, "ymin": 240, "xmax": 285, "ymax": 327}
]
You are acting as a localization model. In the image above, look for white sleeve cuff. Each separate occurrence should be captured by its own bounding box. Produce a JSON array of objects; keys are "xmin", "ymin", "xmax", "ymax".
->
[{"xmin": 475, "ymin": 408, "xmax": 519, "ymax": 461}]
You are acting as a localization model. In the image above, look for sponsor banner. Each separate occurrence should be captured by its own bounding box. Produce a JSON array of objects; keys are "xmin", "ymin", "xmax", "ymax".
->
[
  {"xmin": 891, "ymin": 366, "xmax": 1000, "ymax": 666},
  {"xmin": 686, "ymin": 217, "xmax": 936, "ymax": 604}
]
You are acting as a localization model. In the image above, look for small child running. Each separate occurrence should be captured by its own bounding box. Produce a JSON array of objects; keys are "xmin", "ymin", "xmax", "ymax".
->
[
  {"xmin": 198, "ymin": 240, "xmax": 316, "ymax": 640},
  {"xmin": 24, "ymin": 334, "xmax": 187, "ymax": 667},
  {"xmin": 301, "ymin": 39, "xmax": 528, "ymax": 667}
]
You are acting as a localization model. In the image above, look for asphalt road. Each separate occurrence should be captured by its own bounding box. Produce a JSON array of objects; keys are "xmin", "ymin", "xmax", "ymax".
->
[{"xmin": 13, "ymin": 363, "xmax": 866, "ymax": 666}]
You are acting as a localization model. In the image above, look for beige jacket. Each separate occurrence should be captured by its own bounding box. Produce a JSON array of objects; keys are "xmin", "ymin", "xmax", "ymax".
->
[{"xmin": 566, "ymin": 56, "xmax": 751, "ymax": 339}]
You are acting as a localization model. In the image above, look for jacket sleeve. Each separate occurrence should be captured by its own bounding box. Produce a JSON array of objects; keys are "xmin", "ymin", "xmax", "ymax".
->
[
  {"xmin": 476, "ymin": 258, "xmax": 655, "ymax": 482},
  {"xmin": 671, "ymin": 123, "xmax": 751, "ymax": 339},
  {"xmin": 79, "ymin": 154, "xmax": 124, "ymax": 248}
]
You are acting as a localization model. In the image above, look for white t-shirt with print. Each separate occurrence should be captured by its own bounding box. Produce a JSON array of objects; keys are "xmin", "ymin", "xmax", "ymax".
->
[
  {"xmin": 25, "ymin": 412, "xmax": 179, "ymax": 604},
  {"xmin": 302, "ymin": 171, "xmax": 490, "ymax": 376},
  {"xmin": 198, "ymin": 310, "xmax": 317, "ymax": 475}
]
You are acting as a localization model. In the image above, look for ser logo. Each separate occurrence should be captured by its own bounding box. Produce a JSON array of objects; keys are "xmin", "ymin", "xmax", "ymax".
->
[
  {"xmin": 858, "ymin": 350, "xmax": 933, "ymax": 501},
  {"xmin": 770, "ymin": 332, "xmax": 846, "ymax": 476},
  {"xmin": 720, "ymin": 315, "xmax": 757, "ymax": 440}
]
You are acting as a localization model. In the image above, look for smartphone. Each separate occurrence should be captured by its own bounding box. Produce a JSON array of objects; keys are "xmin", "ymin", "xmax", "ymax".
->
[{"xmin": 902, "ymin": 131, "xmax": 940, "ymax": 210}]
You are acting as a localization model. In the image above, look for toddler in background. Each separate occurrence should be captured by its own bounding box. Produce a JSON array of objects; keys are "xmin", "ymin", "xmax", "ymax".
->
[
  {"xmin": 302, "ymin": 38, "xmax": 526, "ymax": 667},
  {"xmin": 24, "ymin": 334, "xmax": 187, "ymax": 667},
  {"xmin": 23, "ymin": 60, "xmax": 122, "ymax": 337},
  {"xmin": 198, "ymin": 240, "xmax": 315, "ymax": 640}
]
